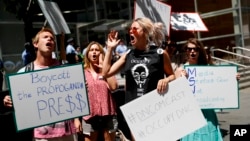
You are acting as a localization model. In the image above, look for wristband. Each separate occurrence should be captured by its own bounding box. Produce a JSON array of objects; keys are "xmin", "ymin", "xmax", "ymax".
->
[{"xmin": 98, "ymin": 76, "xmax": 104, "ymax": 80}]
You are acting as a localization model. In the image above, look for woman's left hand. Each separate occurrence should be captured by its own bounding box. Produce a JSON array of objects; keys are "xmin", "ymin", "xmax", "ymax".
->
[{"xmin": 157, "ymin": 78, "xmax": 169, "ymax": 94}]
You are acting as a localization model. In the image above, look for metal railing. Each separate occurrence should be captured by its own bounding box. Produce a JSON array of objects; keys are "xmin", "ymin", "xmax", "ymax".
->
[
  {"xmin": 212, "ymin": 48, "xmax": 250, "ymax": 60},
  {"xmin": 210, "ymin": 48, "xmax": 250, "ymax": 89},
  {"xmin": 232, "ymin": 46, "xmax": 250, "ymax": 53},
  {"xmin": 211, "ymin": 48, "xmax": 250, "ymax": 66},
  {"xmin": 211, "ymin": 56, "xmax": 248, "ymax": 68}
]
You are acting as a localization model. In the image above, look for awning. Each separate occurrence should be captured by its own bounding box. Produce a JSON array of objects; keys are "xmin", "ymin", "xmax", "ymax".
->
[{"xmin": 91, "ymin": 19, "xmax": 127, "ymax": 32}]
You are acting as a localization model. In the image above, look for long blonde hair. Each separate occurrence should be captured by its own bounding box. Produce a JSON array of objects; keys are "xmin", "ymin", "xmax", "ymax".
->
[
  {"xmin": 134, "ymin": 17, "xmax": 165, "ymax": 48},
  {"xmin": 84, "ymin": 41, "xmax": 105, "ymax": 69}
]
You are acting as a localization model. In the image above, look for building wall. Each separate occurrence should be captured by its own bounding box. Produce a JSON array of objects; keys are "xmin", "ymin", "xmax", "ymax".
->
[{"xmin": 1, "ymin": 0, "xmax": 250, "ymax": 74}]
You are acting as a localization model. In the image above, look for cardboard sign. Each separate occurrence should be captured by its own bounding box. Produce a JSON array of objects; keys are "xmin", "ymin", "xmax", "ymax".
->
[
  {"xmin": 120, "ymin": 77, "xmax": 206, "ymax": 141},
  {"xmin": 184, "ymin": 65, "xmax": 239, "ymax": 109},
  {"xmin": 7, "ymin": 64, "xmax": 89, "ymax": 131},
  {"xmin": 171, "ymin": 12, "xmax": 208, "ymax": 31},
  {"xmin": 38, "ymin": 0, "xmax": 71, "ymax": 35},
  {"xmin": 134, "ymin": 0, "xmax": 171, "ymax": 36}
]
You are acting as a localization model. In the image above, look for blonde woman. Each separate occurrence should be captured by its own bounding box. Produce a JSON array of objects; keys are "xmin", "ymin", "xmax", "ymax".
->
[
  {"xmin": 75, "ymin": 41, "xmax": 118, "ymax": 141},
  {"xmin": 102, "ymin": 17, "xmax": 175, "ymax": 140}
]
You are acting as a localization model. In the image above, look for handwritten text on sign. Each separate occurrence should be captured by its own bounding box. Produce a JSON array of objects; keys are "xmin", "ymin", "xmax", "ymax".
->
[
  {"xmin": 7, "ymin": 64, "xmax": 89, "ymax": 131},
  {"xmin": 184, "ymin": 65, "xmax": 239, "ymax": 109},
  {"xmin": 120, "ymin": 77, "xmax": 206, "ymax": 141}
]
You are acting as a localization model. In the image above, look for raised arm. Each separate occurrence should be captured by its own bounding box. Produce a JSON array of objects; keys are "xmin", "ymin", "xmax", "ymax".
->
[{"xmin": 102, "ymin": 30, "xmax": 121, "ymax": 78}]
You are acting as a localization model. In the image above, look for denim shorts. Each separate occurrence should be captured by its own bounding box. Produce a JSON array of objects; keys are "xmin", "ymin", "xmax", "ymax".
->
[{"xmin": 82, "ymin": 115, "xmax": 118, "ymax": 135}]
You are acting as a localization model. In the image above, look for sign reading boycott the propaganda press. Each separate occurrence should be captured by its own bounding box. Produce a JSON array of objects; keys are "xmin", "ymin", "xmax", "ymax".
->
[
  {"xmin": 184, "ymin": 65, "xmax": 239, "ymax": 109},
  {"xmin": 120, "ymin": 77, "xmax": 206, "ymax": 141},
  {"xmin": 7, "ymin": 64, "xmax": 89, "ymax": 131}
]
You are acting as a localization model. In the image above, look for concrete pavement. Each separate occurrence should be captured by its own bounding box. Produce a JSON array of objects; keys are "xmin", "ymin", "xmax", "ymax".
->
[{"xmin": 217, "ymin": 87, "xmax": 250, "ymax": 141}]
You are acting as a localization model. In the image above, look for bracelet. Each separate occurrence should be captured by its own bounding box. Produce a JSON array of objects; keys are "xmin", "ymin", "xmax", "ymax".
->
[{"xmin": 98, "ymin": 76, "xmax": 104, "ymax": 80}]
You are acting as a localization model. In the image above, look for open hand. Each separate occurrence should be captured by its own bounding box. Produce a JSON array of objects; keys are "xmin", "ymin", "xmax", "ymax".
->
[{"xmin": 106, "ymin": 30, "xmax": 120, "ymax": 49}]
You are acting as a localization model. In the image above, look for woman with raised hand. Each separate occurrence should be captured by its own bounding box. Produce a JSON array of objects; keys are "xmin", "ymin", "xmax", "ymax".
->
[{"xmin": 102, "ymin": 17, "xmax": 175, "ymax": 140}]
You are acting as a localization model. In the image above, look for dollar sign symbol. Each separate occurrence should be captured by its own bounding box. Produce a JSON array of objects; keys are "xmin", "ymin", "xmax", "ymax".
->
[
  {"xmin": 75, "ymin": 92, "xmax": 86, "ymax": 112},
  {"xmin": 65, "ymin": 94, "xmax": 75, "ymax": 113}
]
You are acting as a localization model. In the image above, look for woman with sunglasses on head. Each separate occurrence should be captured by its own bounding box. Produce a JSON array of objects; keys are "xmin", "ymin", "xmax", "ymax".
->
[
  {"xmin": 74, "ymin": 41, "xmax": 118, "ymax": 141},
  {"xmin": 175, "ymin": 38, "xmax": 223, "ymax": 141},
  {"xmin": 102, "ymin": 17, "xmax": 175, "ymax": 141}
]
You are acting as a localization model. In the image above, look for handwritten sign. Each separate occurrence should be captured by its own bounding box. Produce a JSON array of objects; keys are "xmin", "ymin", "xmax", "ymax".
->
[
  {"xmin": 7, "ymin": 64, "xmax": 89, "ymax": 131},
  {"xmin": 171, "ymin": 12, "xmax": 208, "ymax": 31},
  {"xmin": 120, "ymin": 77, "xmax": 206, "ymax": 141},
  {"xmin": 184, "ymin": 65, "xmax": 239, "ymax": 109},
  {"xmin": 134, "ymin": 0, "xmax": 171, "ymax": 36}
]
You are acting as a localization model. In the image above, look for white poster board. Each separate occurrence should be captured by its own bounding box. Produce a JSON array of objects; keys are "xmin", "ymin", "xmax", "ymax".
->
[
  {"xmin": 134, "ymin": 0, "xmax": 171, "ymax": 36},
  {"xmin": 120, "ymin": 77, "xmax": 206, "ymax": 141},
  {"xmin": 38, "ymin": 0, "xmax": 71, "ymax": 35},
  {"xmin": 7, "ymin": 64, "xmax": 89, "ymax": 131},
  {"xmin": 171, "ymin": 12, "xmax": 208, "ymax": 31},
  {"xmin": 184, "ymin": 65, "xmax": 239, "ymax": 109}
]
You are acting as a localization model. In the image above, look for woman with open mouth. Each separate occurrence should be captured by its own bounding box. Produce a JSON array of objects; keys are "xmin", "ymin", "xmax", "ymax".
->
[
  {"xmin": 175, "ymin": 38, "xmax": 224, "ymax": 141},
  {"xmin": 102, "ymin": 17, "xmax": 175, "ymax": 141}
]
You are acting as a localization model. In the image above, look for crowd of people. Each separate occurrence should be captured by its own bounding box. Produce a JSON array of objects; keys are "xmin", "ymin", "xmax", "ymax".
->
[{"xmin": 0, "ymin": 16, "xmax": 240, "ymax": 141}]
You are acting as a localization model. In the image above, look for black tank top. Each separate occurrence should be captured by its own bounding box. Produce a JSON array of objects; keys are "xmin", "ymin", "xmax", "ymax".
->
[{"xmin": 124, "ymin": 47, "xmax": 165, "ymax": 103}]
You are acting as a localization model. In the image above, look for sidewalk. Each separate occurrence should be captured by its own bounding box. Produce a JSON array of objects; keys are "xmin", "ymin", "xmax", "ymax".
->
[{"xmin": 217, "ymin": 87, "xmax": 250, "ymax": 141}]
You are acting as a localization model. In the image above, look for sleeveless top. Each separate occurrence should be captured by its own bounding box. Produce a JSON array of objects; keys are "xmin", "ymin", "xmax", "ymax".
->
[
  {"xmin": 83, "ymin": 69, "xmax": 116, "ymax": 120},
  {"xmin": 123, "ymin": 47, "xmax": 165, "ymax": 103}
]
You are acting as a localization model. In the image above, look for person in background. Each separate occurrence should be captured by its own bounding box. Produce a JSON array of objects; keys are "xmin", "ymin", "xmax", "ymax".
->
[
  {"xmin": 3, "ymin": 28, "xmax": 78, "ymax": 141},
  {"xmin": 115, "ymin": 39, "xmax": 128, "ymax": 60},
  {"xmin": 66, "ymin": 37, "xmax": 79, "ymax": 64},
  {"xmin": 22, "ymin": 42, "xmax": 36, "ymax": 66},
  {"xmin": 76, "ymin": 45, "xmax": 84, "ymax": 63},
  {"xmin": 204, "ymin": 46, "xmax": 215, "ymax": 65},
  {"xmin": 115, "ymin": 39, "xmax": 128, "ymax": 78},
  {"xmin": 175, "ymin": 38, "xmax": 230, "ymax": 141},
  {"xmin": 0, "ymin": 58, "xmax": 3, "ymax": 91},
  {"xmin": 74, "ymin": 41, "xmax": 118, "ymax": 141},
  {"xmin": 102, "ymin": 17, "xmax": 175, "ymax": 140}
]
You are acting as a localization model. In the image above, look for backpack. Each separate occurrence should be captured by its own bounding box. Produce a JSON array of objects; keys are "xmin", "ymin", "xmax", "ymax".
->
[{"xmin": 25, "ymin": 62, "xmax": 34, "ymax": 72}]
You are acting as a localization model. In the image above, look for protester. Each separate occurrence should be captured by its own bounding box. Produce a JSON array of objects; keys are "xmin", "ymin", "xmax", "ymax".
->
[
  {"xmin": 175, "ymin": 38, "xmax": 226, "ymax": 141},
  {"xmin": 102, "ymin": 17, "xmax": 175, "ymax": 140},
  {"xmin": 74, "ymin": 41, "xmax": 118, "ymax": 141},
  {"xmin": 3, "ymin": 28, "xmax": 78, "ymax": 141},
  {"xmin": 66, "ymin": 37, "xmax": 79, "ymax": 64}
]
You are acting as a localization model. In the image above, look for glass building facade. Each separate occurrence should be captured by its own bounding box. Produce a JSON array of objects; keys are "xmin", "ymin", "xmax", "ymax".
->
[{"xmin": 1, "ymin": 0, "xmax": 250, "ymax": 74}]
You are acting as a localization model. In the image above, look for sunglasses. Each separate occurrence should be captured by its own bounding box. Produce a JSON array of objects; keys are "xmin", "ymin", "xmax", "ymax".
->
[
  {"xmin": 128, "ymin": 27, "xmax": 139, "ymax": 34},
  {"xmin": 186, "ymin": 47, "xmax": 199, "ymax": 52}
]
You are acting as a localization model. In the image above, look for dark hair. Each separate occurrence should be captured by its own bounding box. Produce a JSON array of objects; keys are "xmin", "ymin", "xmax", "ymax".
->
[
  {"xmin": 205, "ymin": 46, "xmax": 214, "ymax": 65},
  {"xmin": 183, "ymin": 38, "xmax": 208, "ymax": 65}
]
